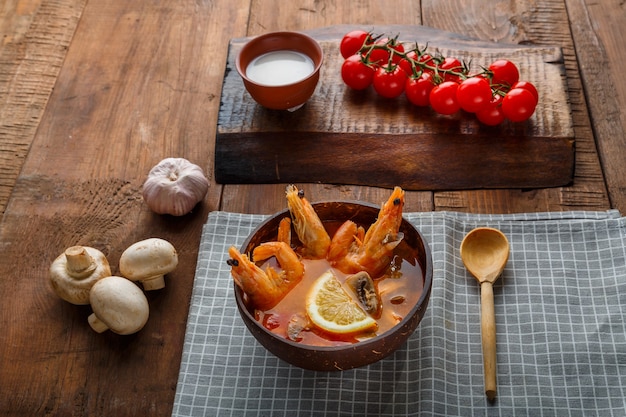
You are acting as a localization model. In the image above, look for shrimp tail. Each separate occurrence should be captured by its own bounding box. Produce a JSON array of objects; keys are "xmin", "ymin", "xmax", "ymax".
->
[
  {"xmin": 252, "ymin": 241, "xmax": 305, "ymax": 284},
  {"xmin": 327, "ymin": 220, "xmax": 365, "ymax": 262},
  {"xmin": 277, "ymin": 217, "xmax": 292, "ymax": 245}
]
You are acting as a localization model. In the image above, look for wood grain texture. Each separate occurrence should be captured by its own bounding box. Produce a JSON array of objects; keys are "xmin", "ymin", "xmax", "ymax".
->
[
  {"xmin": 0, "ymin": 0, "xmax": 248, "ymax": 415},
  {"xmin": 0, "ymin": 0, "xmax": 620, "ymax": 416},
  {"xmin": 217, "ymin": 0, "xmax": 610, "ymax": 215},
  {"xmin": 0, "ymin": 0, "xmax": 86, "ymax": 215},
  {"xmin": 565, "ymin": 0, "xmax": 626, "ymax": 213},
  {"xmin": 219, "ymin": 1, "xmax": 432, "ymax": 215},
  {"xmin": 216, "ymin": 25, "xmax": 574, "ymax": 190},
  {"xmin": 423, "ymin": 0, "xmax": 610, "ymax": 213}
]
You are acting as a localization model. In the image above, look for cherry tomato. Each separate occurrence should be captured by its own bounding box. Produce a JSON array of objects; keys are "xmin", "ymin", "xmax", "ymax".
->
[
  {"xmin": 398, "ymin": 50, "xmax": 418, "ymax": 75},
  {"xmin": 340, "ymin": 30, "xmax": 370, "ymax": 59},
  {"xmin": 341, "ymin": 55, "xmax": 375, "ymax": 90},
  {"xmin": 456, "ymin": 76, "xmax": 492, "ymax": 113},
  {"xmin": 502, "ymin": 88, "xmax": 537, "ymax": 122},
  {"xmin": 373, "ymin": 66, "xmax": 407, "ymax": 98},
  {"xmin": 511, "ymin": 81, "xmax": 539, "ymax": 103},
  {"xmin": 439, "ymin": 57, "xmax": 463, "ymax": 82},
  {"xmin": 489, "ymin": 59, "xmax": 520, "ymax": 88},
  {"xmin": 365, "ymin": 37, "xmax": 389, "ymax": 66},
  {"xmin": 418, "ymin": 53, "xmax": 435, "ymax": 72},
  {"xmin": 476, "ymin": 95, "xmax": 505, "ymax": 126},
  {"xmin": 429, "ymin": 81, "xmax": 461, "ymax": 115},
  {"xmin": 388, "ymin": 40, "xmax": 405, "ymax": 64},
  {"xmin": 405, "ymin": 72, "xmax": 435, "ymax": 106}
]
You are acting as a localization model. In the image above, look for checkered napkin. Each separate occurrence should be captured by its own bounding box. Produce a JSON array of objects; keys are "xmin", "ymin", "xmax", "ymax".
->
[{"xmin": 172, "ymin": 210, "xmax": 626, "ymax": 417}]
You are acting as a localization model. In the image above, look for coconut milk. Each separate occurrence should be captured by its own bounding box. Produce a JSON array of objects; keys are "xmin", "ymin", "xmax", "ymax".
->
[{"xmin": 246, "ymin": 50, "xmax": 315, "ymax": 86}]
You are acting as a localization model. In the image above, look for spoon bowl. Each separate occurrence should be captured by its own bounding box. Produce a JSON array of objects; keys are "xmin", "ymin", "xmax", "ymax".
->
[
  {"xmin": 460, "ymin": 227, "xmax": 510, "ymax": 284},
  {"xmin": 460, "ymin": 227, "xmax": 510, "ymax": 402}
]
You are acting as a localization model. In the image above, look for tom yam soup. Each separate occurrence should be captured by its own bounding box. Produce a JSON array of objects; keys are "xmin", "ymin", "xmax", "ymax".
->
[{"xmin": 239, "ymin": 215, "xmax": 426, "ymax": 347}]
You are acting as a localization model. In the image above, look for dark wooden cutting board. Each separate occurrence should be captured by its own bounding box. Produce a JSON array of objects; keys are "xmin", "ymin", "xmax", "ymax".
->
[{"xmin": 215, "ymin": 25, "xmax": 574, "ymax": 190}]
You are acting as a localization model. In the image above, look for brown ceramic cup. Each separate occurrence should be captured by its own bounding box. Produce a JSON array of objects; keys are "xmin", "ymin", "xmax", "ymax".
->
[
  {"xmin": 235, "ymin": 31, "xmax": 323, "ymax": 110},
  {"xmin": 233, "ymin": 201, "xmax": 433, "ymax": 371}
]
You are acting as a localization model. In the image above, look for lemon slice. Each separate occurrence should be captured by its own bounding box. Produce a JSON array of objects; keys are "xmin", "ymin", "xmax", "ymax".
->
[{"xmin": 306, "ymin": 270, "xmax": 377, "ymax": 335}]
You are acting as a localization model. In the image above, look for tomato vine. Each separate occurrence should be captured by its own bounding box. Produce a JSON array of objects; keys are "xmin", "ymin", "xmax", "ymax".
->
[{"xmin": 339, "ymin": 29, "xmax": 539, "ymax": 125}]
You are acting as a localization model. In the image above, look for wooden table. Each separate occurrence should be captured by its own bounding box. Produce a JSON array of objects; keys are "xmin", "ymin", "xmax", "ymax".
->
[{"xmin": 1, "ymin": 0, "xmax": 624, "ymax": 415}]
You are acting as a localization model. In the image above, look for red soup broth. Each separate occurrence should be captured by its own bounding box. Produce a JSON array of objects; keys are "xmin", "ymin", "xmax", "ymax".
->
[{"xmin": 252, "ymin": 237, "xmax": 424, "ymax": 347}]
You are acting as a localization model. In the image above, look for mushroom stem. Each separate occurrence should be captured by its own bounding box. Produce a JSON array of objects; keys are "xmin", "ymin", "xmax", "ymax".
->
[
  {"xmin": 49, "ymin": 246, "xmax": 112, "ymax": 305},
  {"xmin": 141, "ymin": 275, "xmax": 166, "ymax": 291},
  {"xmin": 65, "ymin": 246, "xmax": 97, "ymax": 279},
  {"xmin": 88, "ymin": 313, "xmax": 109, "ymax": 333}
]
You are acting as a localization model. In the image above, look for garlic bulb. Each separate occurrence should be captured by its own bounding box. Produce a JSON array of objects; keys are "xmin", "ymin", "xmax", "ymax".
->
[{"xmin": 142, "ymin": 158, "xmax": 209, "ymax": 216}]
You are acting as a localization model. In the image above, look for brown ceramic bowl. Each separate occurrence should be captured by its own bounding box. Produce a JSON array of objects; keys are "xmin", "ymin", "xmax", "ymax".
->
[
  {"xmin": 234, "ymin": 201, "xmax": 433, "ymax": 371},
  {"xmin": 235, "ymin": 31, "xmax": 323, "ymax": 110}
]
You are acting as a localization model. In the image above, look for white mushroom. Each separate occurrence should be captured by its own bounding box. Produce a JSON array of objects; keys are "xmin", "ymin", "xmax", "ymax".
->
[
  {"xmin": 119, "ymin": 238, "xmax": 178, "ymax": 290},
  {"xmin": 88, "ymin": 276, "xmax": 149, "ymax": 335},
  {"xmin": 49, "ymin": 246, "xmax": 112, "ymax": 305}
]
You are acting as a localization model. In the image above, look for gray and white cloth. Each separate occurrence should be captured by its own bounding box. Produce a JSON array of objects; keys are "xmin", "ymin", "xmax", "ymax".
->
[{"xmin": 172, "ymin": 209, "xmax": 626, "ymax": 416}]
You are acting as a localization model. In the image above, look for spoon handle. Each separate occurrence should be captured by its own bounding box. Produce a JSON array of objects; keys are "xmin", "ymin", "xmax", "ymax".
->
[{"xmin": 481, "ymin": 281, "xmax": 497, "ymax": 401}]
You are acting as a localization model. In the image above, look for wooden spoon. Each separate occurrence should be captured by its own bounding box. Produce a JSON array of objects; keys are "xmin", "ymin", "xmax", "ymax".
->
[{"xmin": 460, "ymin": 227, "xmax": 510, "ymax": 401}]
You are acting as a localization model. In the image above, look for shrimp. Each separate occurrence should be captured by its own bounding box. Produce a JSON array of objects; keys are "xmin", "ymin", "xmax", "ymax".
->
[
  {"xmin": 328, "ymin": 186, "xmax": 405, "ymax": 277},
  {"xmin": 277, "ymin": 217, "xmax": 292, "ymax": 245},
  {"xmin": 227, "ymin": 241, "xmax": 304, "ymax": 310},
  {"xmin": 285, "ymin": 184, "xmax": 331, "ymax": 259}
]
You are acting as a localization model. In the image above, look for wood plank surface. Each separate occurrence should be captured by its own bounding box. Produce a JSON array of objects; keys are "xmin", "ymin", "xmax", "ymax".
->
[
  {"xmin": 0, "ymin": 0, "xmax": 86, "ymax": 215},
  {"xmin": 0, "ymin": 0, "xmax": 249, "ymax": 415},
  {"xmin": 216, "ymin": 25, "xmax": 574, "ymax": 190},
  {"xmin": 0, "ymin": 0, "xmax": 621, "ymax": 416},
  {"xmin": 219, "ymin": 0, "xmax": 609, "ymax": 215},
  {"xmin": 565, "ymin": 0, "xmax": 626, "ymax": 214},
  {"xmin": 222, "ymin": 0, "xmax": 436, "ymax": 214},
  {"xmin": 422, "ymin": 0, "xmax": 609, "ymax": 213}
]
